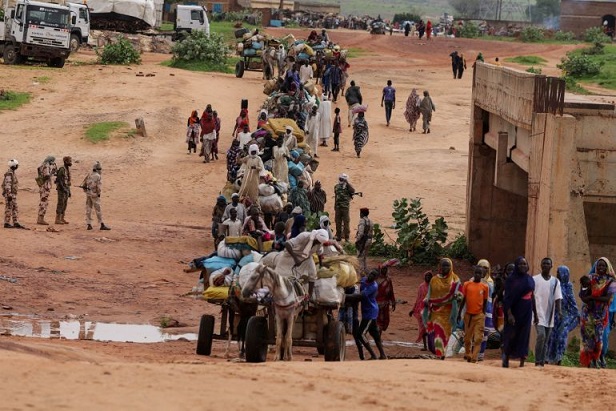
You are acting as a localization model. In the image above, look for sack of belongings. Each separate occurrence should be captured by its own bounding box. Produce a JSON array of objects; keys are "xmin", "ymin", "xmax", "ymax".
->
[{"xmin": 314, "ymin": 277, "xmax": 343, "ymax": 304}]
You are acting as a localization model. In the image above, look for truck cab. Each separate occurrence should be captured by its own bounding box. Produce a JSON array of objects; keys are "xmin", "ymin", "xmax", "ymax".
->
[
  {"xmin": 67, "ymin": 2, "xmax": 90, "ymax": 52},
  {"xmin": 174, "ymin": 5, "xmax": 209, "ymax": 36},
  {"xmin": 1, "ymin": 0, "xmax": 72, "ymax": 67}
]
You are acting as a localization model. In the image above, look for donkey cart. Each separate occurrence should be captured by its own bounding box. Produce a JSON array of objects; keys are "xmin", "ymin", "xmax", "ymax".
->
[{"xmin": 196, "ymin": 297, "xmax": 346, "ymax": 363}]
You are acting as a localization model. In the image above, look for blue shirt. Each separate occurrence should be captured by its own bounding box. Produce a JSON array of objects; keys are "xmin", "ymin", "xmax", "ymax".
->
[
  {"xmin": 382, "ymin": 86, "xmax": 396, "ymax": 102},
  {"xmin": 360, "ymin": 277, "xmax": 379, "ymax": 320}
]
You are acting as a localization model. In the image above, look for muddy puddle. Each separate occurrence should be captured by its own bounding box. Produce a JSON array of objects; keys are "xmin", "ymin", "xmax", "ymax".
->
[{"xmin": 0, "ymin": 315, "xmax": 197, "ymax": 343}]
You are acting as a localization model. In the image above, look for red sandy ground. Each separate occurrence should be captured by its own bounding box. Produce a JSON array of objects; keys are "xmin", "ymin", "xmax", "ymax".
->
[{"xmin": 0, "ymin": 29, "xmax": 614, "ymax": 410}]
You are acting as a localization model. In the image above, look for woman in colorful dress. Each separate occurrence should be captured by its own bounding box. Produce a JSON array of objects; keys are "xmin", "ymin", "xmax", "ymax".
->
[
  {"xmin": 186, "ymin": 110, "xmax": 200, "ymax": 154},
  {"xmin": 579, "ymin": 257, "xmax": 616, "ymax": 368},
  {"xmin": 410, "ymin": 271, "xmax": 432, "ymax": 350},
  {"xmin": 422, "ymin": 258, "xmax": 462, "ymax": 359},
  {"xmin": 546, "ymin": 265, "xmax": 579, "ymax": 365},
  {"xmin": 501, "ymin": 256, "xmax": 535, "ymax": 368},
  {"xmin": 403, "ymin": 89, "xmax": 421, "ymax": 132},
  {"xmin": 352, "ymin": 109, "xmax": 369, "ymax": 158}
]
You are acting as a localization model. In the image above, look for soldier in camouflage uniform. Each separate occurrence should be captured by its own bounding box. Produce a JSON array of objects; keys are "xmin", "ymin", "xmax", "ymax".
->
[
  {"xmin": 334, "ymin": 173, "xmax": 355, "ymax": 242},
  {"xmin": 3, "ymin": 159, "xmax": 25, "ymax": 229},
  {"xmin": 83, "ymin": 161, "xmax": 110, "ymax": 231},
  {"xmin": 55, "ymin": 156, "xmax": 72, "ymax": 225},
  {"xmin": 37, "ymin": 156, "xmax": 57, "ymax": 225}
]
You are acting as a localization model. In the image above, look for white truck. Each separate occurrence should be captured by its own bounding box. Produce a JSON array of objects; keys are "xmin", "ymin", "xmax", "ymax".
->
[
  {"xmin": 67, "ymin": 1, "xmax": 89, "ymax": 52},
  {"xmin": 174, "ymin": 5, "xmax": 209, "ymax": 37},
  {"xmin": 1, "ymin": 0, "xmax": 73, "ymax": 67}
]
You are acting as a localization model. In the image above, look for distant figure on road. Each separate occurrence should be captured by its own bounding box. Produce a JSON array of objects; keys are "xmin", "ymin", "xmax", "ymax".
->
[{"xmin": 419, "ymin": 90, "xmax": 435, "ymax": 134}]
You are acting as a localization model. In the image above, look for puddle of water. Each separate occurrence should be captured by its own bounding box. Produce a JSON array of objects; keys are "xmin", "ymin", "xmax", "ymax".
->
[
  {"xmin": 0, "ymin": 315, "xmax": 197, "ymax": 343},
  {"xmin": 0, "ymin": 315, "xmax": 421, "ymax": 347}
]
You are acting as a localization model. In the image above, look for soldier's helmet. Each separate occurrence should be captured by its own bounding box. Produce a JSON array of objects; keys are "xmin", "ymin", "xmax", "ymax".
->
[{"xmin": 93, "ymin": 162, "xmax": 102, "ymax": 171}]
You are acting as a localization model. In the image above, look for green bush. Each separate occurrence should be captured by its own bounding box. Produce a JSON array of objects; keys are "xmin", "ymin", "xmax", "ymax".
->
[
  {"xmin": 582, "ymin": 42, "xmax": 606, "ymax": 55},
  {"xmin": 445, "ymin": 234, "xmax": 475, "ymax": 261},
  {"xmin": 561, "ymin": 75, "xmax": 589, "ymax": 94},
  {"xmin": 558, "ymin": 53, "xmax": 603, "ymax": 77},
  {"xmin": 458, "ymin": 22, "xmax": 480, "ymax": 38},
  {"xmin": 520, "ymin": 26, "xmax": 544, "ymax": 42},
  {"xmin": 392, "ymin": 198, "xmax": 448, "ymax": 265},
  {"xmin": 554, "ymin": 31, "xmax": 576, "ymax": 42},
  {"xmin": 526, "ymin": 66, "xmax": 542, "ymax": 74},
  {"xmin": 172, "ymin": 31, "xmax": 229, "ymax": 66},
  {"xmin": 584, "ymin": 27, "xmax": 612, "ymax": 44},
  {"xmin": 97, "ymin": 36, "xmax": 141, "ymax": 65},
  {"xmin": 369, "ymin": 224, "xmax": 400, "ymax": 258}
]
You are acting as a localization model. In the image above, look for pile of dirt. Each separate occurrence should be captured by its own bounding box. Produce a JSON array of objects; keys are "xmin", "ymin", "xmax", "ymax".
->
[{"xmin": 89, "ymin": 30, "xmax": 173, "ymax": 54}]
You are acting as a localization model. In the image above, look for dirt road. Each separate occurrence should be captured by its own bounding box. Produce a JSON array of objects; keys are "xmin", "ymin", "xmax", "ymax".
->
[{"xmin": 0, "ymin": 30, "xmax": 611, "ymax": 410}]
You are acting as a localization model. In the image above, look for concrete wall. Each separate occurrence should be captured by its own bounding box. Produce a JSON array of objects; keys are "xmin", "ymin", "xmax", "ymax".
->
[{"xmin": 468, "ymin": 62, "xmax": 616, "ymax": 276}]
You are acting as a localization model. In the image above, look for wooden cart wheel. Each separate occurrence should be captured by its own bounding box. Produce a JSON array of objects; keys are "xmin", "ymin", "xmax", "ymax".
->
[
  {"xmin": 245, "ymin": 316, "xmax": 268, "ymax": 363},
  {"xmin": 324, "ymin": 320, "xmax": 346, "ymax": 361},
  {"xmin": 196, "ymin": 314, "xmax": 215, "ymax": 356}
]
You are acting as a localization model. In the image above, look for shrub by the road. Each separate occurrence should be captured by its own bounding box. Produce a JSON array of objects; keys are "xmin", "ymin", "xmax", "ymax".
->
[
  {"xmin": 172, "ymin": 31, "xmax": 229, "ymax": 67},
  {"xmin": 558, "ymin": 54, "xmax": 602, "ymax": 77},
  {"xmin": 584, "ymin": 27, "xmax": 612, "ymax": 44},
  {"xmin": 458, "ymin": 22, "xmax": 480, "ymax": 38},
  {"xmin": 554, "ymin": 31, "xmax": 576, "ymax": 42},
  {"xmin": 97, "ymin": 37, "xmax": 141, "ymax": 65},
  {"xmin": 520, "ymin": 26, "xmax": 544, "ymax": 42},
  {"xmin": 0, "ymin": 90, "xmax": 31, "ymax": 111}
]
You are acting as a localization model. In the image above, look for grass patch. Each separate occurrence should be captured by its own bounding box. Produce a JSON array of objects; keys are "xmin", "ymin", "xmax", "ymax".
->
[
  {"xmin": 505, "ymin": 55, "xmax": 547, "ymax": 65},
  {"xmin": 0, "ymin": 91, "xmax": 31, "ymax": 111},
  {"xmin": 567, "ymin": 44, "xmax": 616, "ymax": 90},
  {"xmin": 346, "ymin": 47, "xmax": 369, "ymax": 59},
  {"xmin": 85, "ymin": 121, "xmax": 131, "ymax": 143},
  {"xmin": 34, "ymin": 76, "xmax": 51, "ymax": 84},
  {"xmin": 161, "ymin": 58, "xmax": 234, "ymax": 74}
]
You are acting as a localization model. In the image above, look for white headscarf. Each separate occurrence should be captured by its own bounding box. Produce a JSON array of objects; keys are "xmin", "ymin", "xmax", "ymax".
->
[
  {"xmin": 314, "ymin": 229, "xmax": 329, "ymax": 244},
  {"xmin": 249, "ymin": 144, "xmax": 259, "ymax": 157}
]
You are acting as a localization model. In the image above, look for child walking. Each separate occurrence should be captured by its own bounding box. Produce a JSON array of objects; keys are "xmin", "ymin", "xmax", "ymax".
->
[{"xmin": 332, "ymin": 107, "xmax": 342, "ymax": 152}]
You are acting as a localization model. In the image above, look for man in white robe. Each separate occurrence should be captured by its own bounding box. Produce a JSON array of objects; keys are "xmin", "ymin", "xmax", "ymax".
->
[
  {"xmin": 318, "ymin": 97, "xmax": 332, "ymax": 146},
  {"xmin": 305, "ymin": 105, "xmax": 321, "ymax": 158}
]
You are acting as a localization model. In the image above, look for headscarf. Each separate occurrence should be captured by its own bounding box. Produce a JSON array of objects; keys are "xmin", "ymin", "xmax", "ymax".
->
[
  {"xmin": 44, "ymin": 156, "xmax": 55, "ymax": 164},
  {"xmin": 588, "ymin": 257, "xmax": 616, "ymax": 298},
  {"xmin": 429, "ymin": 257, "xmax": 460, "ymax": 300},
  {"xmin": 249, "ymin": 144, "xmax": 259, "ymax": 157},
  {"xmin": 319, "ymin": 215, "xmax": 334, "ymax": 239},
  {"xmin": 188, "ymin": 110, "xmax": 199, "ymax": 125},
  {"xmin": 556, "ymin": 266, "xmax": 579, "ymax": 323},
  {"xmin": 477, "ymin": 259, "xmax": 493, "ymax": 284},
  {"xmin": 314, "ymin": 229, "xmax": 329, "ymax": 244}
]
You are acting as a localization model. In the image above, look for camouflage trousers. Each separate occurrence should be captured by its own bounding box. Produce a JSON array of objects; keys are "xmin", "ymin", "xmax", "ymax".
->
[
  {"xmin": 38, "ymin": 186, "xmax": 51, "ymax": 217},
  {"xmin": 56, "ymin": 190, "xmax": 69, "ymax": 215},
  {"xmin": 86, "ymin": 195, "xmax": 103, "ymax": 225},
  {"xmin": 4, "ymin": 196, "xmax": 18, "ymax": 224}
]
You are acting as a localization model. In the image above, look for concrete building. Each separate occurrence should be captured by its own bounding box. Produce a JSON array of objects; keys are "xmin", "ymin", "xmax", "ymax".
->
[
  {"xmin": 294, "ymin": 1, "xmax": 340, "ymax": 14},
  {"xmin": 466, "ymin": 63, "xmax": 616, "ymax": 279},
  {"xmin": 560, "ymin": 0, "xmax": 616, "ymax": 37}
]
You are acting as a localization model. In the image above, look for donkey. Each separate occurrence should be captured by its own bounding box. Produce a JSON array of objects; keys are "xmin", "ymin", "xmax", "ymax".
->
[{"xmin": 241, "ymin": 263, "xmax": 305, "ymax": 361}]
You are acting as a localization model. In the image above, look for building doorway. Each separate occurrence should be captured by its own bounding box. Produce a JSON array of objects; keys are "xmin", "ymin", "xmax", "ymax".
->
[{"xmin": 602, "ymin": 14, "xmax": 615, "ymax": 38}]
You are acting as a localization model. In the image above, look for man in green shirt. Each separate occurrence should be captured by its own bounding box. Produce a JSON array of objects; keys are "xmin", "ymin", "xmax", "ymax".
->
[{"xmin": 334, "ymin": 173, "xmax": 355, "ymax": 242}]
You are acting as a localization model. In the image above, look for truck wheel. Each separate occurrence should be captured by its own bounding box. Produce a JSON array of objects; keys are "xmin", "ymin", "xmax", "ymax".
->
[
  {"xmin": 245, "ymin": 316, "xmax": 268, "ymax": 363},
  {"xmin": 3, "ymin": 45, "xmax": 22, "ymax": 65},
  {"xmin": 48, "ymin": 57, "xmax": 65, "ymax": 68},
  {"xmin": 235, "ymin": 60, "xmax": 245, "ymax": 78},
  {"xmin": 324, "ymin": 320, "xmax": 346, "ymax": 361},
  {"xmin": 70, "ymin": 34, "xmax": 81, "ymax": 53},
  {"xmin": 196, "ymin": 314, "xmax": 215, "ymax": 356}
]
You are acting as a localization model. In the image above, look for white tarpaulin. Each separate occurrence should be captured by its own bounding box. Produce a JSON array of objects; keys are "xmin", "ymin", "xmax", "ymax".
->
[{"xmin": 88, "ymin": 0, "xmax": 156, "ymax": 27}]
